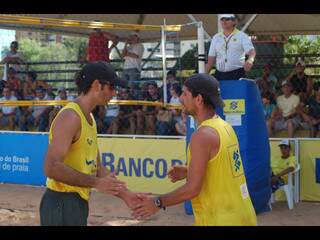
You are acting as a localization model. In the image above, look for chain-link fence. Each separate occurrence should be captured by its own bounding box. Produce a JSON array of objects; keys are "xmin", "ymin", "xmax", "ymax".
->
[{"xmin": 1, "ymin": 17, "xmax": 320, "ymax": 137}]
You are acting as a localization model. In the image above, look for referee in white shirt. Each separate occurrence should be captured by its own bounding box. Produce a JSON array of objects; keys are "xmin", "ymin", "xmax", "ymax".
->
[{"xmin": 205, "ymin": 14, "xmax": 256, "ymax": 80}]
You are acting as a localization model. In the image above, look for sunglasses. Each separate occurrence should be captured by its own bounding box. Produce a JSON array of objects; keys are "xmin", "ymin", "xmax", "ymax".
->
[
  {"xmin": 107, "ymin": 82, "xmax": 115, "ymax": 90},
  {"xmin": 99, "ymin": 80, "xmax": 115, "ymax": 90},
  {"xmin": 221, "ymin": 17, "xmax": 234, "ymax": 21},
  {"xmin": 280, "ymin": 145, "xmax": 290, "ymax": 150}
]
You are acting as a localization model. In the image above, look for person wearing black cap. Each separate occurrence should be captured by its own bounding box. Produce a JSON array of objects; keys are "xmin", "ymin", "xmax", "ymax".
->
[
  {"xmin": 40, "ymin": 61, "xmax": 146, "ymax": 226},
  {"xmin": 132, "ymin": 73, "xmax": 257, "ymax": 226}
]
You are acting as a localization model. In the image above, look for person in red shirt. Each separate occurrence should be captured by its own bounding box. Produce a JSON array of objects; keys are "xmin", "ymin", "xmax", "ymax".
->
[
  {"xmin": 87, "ymin": 29, "xmax": 121, "ymax": 62},
  {"xmin": 5, "ymin": 67, "xmax": 21, "ymax": 99}
]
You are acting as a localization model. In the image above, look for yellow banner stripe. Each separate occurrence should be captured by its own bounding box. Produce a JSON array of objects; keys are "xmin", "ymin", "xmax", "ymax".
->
[
  {"xmin": 0, "ymin": 100, "xmax": 182, "ymax": 109},
  {"xmin": 0, "ymin": 15, "xmax": 181, "ymax": 32}
]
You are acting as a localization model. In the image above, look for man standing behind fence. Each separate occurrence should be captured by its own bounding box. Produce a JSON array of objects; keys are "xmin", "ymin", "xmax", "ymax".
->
[
  {"xmin": 205, "ymin": 14, "xmax": 256, "ymax": 80},
  {"xmin": 122, "ymin": 31, "xmax": 144, "ymax": 83}
]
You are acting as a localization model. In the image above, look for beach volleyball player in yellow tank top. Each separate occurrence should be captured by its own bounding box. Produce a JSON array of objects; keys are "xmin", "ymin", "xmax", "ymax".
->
[
  {"xmin": 40, "ymin": 62, "xmax": 146, "ymax": 226},
  {"xmin": 132, "ymin": 73, "xmax": 257, "ymax": 226}
]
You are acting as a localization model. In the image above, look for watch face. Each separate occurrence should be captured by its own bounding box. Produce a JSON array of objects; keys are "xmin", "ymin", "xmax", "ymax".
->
[{"xmin": 155, "ymin": 198, "xmax": 161, "ymax": 207}]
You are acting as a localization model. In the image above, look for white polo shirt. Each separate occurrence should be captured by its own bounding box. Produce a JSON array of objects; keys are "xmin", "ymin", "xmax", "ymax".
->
[
  {"xmin": 208, "ymin": 28, "xmax": 254, "ymax": 72},
  {"xmin": 123, "ymin": 43, "xmax": 144, "ymax": 71},
  {"xmin": 0, "ymin": 96, "xmax": 17, "ymax": 115}
]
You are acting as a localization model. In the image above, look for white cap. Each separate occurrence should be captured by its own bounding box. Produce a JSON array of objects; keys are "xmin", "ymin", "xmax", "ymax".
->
[
  {"xmin": 130, "ymin": 31, "xmax": 140, "ymax": 38},
  {"xmin": 296, "ymin": 59, "xmax": 305, "ymax": 67},
  {"xmin": 220, "ymin": 14, "xmax": 236, "ymax": 20},
  {"xmin": 281, "ymin": 80, "xmax": 292, "ymax": 87},
  {"xmin": 279, "ymin": 139, "xmax": 290, "ymax": 147}
]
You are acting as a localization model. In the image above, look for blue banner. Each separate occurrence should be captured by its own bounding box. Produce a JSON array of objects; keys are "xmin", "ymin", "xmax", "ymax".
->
[
  {"xmin": 316, "ymin": 158, "xmax": 320, "ymax": 184},
  {"xmin": 0, "ymin": 132, "xmax": 48, "ymax": 186}
]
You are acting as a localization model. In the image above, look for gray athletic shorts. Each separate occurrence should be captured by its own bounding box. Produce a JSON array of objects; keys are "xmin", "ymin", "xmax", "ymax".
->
[
  {"xmin": 274, "ymin": 116, "xmax": 301, "ymax": 131},
  {"xmin": 39, "ymin": 188, "xmax": 89, "ymax": 226}
]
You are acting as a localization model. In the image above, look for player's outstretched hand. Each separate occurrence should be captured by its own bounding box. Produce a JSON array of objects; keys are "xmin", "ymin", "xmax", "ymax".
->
[
  {"xmin": 167, "ymin": 165, "xmax": 187, "ymax": 183},
  {"xmin": 95, "ymin": 174, "xmax": 126, "ymax": 195},
  {"xmin": 131, "ymin": 197, "xmax": 159, "ymax": 220}
]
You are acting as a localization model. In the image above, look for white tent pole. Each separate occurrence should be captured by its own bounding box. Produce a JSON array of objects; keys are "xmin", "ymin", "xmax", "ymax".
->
[
  {"xmin": 241, "ymin": 14, "xmax": 258, "ymax": 32},
  {"xmin": 161, "ymin": 19, "xmax": 168, "ymax": 104},
  {"xmin": 187, "ymin": 14, "xmax": 211, "ymax": 40},
  {"xmin": 197, "ymin": 21, "xmax": 205, "ymax": 74},
  {"xmin": 217, "ymin": 14, "xmax": 222, "ymax": 33}
]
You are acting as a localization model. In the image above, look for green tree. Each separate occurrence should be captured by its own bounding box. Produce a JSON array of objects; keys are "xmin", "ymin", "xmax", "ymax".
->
[
  {"xmin": 284, "ymin": 35, "xmax": 320, "ymax": 76},
  {"xmin": 18, "ymin": 37, "xmax": 87, "ymax": 89}
]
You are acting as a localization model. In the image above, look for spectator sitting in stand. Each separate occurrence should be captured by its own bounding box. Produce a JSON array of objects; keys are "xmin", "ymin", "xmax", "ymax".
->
[
  {"xmin": 140, "ymin": 81, "xmax": 149, "ymax": 100},
  {"xmin": 297, "ymin": 87, "xmax": 320, "ymax": 137},
  {"xmin": 160, "ymin": 70, "xmax": 179, "ymax": 102},
  {"xmin": 109, "ymin": 89, "xmax": 136, "ymax": 134},
  {"xmin": 175, "ymin": 111, "xmax": 187, "ymax": 136},
  {"xmin": 286, "ymin": 59, "xmax": 313, "ymax": 103},
  {"xmin": 267, "ymin": 80, "xmax": 301, "ymax": 138},
  {"xmin": 102, "ymin": 96, "xmax": 120, "ymax": 134},
  {"xmin": 5, "ymin": 67, "xmax": 22, "ymax": 99},
  {"xmin": 0, "ymin": 87, "xmax": 17, "ymax": 130},
  {"xmin": 255, "ymin": 64, "xmax": 277, "ymax": 98},
  {"xmin": 143, "ymin": 81, "xmax": 160, "ymax": 135},
  {"xmin": 19, "ymin": 86, "xmax": 52, "ymax": 132},
  {"xmin": 271, "ymin": 139, "xmax": 296, "ymax": 193},
  {"xmin": 128, "ymin": 81, "xmax": 142, "ymax": 100},
  {"xmin": 169, "ymin": 83, "xmax": 182, "ymax": 126},
  {"xmin": 262, "ymin": 93, "xmax": 276, "ymax": 121},
  {"xmin": 48, "ymin": 87, "xmax": 74, "ymax": 128},
  {"xmin": 22, "ymin": 71, "xmax": 50, "ymax": 99}
]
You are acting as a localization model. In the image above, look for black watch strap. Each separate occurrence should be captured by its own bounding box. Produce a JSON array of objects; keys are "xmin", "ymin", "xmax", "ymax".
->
[{"xmin": 154, "ymin": 197, "xmax": 166, "ymax": 210}]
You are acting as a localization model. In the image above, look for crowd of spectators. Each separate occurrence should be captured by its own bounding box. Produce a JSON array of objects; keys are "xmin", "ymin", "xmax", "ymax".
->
[
  {"xmin": 257, "ymin": 59, "xmax": 320, "ymax": 137},
  {"xmin": 1, "ymin": 38, "xmax": 320, "ymax": 138}
]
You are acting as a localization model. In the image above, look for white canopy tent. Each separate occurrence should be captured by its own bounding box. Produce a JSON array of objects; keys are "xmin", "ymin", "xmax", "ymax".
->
[
  {"xmin": 0, "ymin": 14, "xmax": 318, "ymax": 101},
  {"xmin": 0, "ymin": 14, "xmax": 319, "ymax": 42}
]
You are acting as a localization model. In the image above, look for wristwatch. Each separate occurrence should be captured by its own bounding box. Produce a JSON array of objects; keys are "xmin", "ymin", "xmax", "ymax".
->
[
  {"xmin": 154, "ymin": 197, "xmax": 166, "ymax": 210},
  {"xmin": 247, "ymin": 57, "xmax": 255, "ymax": 64}
]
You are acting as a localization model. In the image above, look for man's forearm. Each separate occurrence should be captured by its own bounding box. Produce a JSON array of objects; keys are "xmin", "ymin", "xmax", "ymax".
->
[
  {"xmin": 126, "ymin": 52, "xmax": 139, "ymax": 58},
  {"xmin": 205, "ymin": 56, "xmax": 216, "ymax": 74},
  {"xmin": 276, "ymin": 167, "xmax": 295, "ymax": 178},
  {"xmin": 45, "ymin": 160, "xmax": 98, "ymax": 188},
  {"xmin": 247, "ymin": 49, "xmax": 256, "ymax": 62},
  {"xmin": 160, "ymin": 183, "xmax": 198, "ymax": 208}
]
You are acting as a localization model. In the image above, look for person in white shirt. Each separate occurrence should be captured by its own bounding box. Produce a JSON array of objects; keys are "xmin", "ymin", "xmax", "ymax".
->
[
  {"xmin": 205, "ymin": 14, "xmax": 256, "ymax": 81},
  {"xmin": 122, "ymin": 32, "xmax": 144, "ymax": 83},
  {"xmin": 19, "ymin": 86, "xmax": 51, "ymax": 131},
  {"xmin": 103, "ymin": 96, "xmax": 120, "ymax": 133},
  {"xmin": 0, "ymin": 87, "xmax": 17, "ymax": 130},
  {"xmin": 53, "ymin": 87, "xmax": 74, "ymax": 109},
  {"xmin": 169, "ymin": 83, "xmax": 182, "ymax": 123},
  {"xmin": 48, "ymin": 87, "xmax": 74, "ymax": 128},
  {"xmin": 1, "ymin": 41, "xmax": 25, "ymax": 81},
  {"xmin": 267, "ymin": 80, "xmax": 301, "ymax": 138}
]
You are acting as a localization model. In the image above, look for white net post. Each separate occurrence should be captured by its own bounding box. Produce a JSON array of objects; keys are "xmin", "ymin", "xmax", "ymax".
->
[
  {"xmin": 161, "ymin": 19, "xmax": 168, "ymax": 105},
  {"xmin": 197, "ymin": 21, "xmax": 205, "ymax": 74}
]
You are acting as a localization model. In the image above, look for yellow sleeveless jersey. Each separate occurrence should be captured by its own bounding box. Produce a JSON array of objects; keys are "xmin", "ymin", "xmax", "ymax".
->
[
  {"xmin": 46, "ymin": 102, "xmax": 98, "ymax": 201},
  {"xmin": 187, "ymin": 115, "xmax": 257, "ymax": 226}
]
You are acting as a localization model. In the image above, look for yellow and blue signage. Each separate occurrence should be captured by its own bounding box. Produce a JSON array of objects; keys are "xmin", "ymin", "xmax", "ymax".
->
[
  {"xmin": 98, "ymin": 138, "xmax": 186, "ymax": 194},
  {"xmin": 223, "ymin": 99, "xmax": 246, "ymax": 115}
]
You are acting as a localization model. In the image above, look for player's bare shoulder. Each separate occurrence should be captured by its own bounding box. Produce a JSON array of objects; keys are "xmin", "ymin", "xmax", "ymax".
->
[
  {"xmin": 191, "ymin": 126, "xmax": 220, "ymax": 158},
  {"xmin": 51, "ymin": 108, "xmax": 82, "ymax": 141}
]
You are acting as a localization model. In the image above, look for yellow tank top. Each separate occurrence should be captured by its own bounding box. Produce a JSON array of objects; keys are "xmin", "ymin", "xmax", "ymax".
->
[
  {"xmin": 187, "ymin": 115, "xmax": 257, "ymax": 226},
  {"xmin": 46, "ymin": 102, "xmax": 98, "ymax": 201}
]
